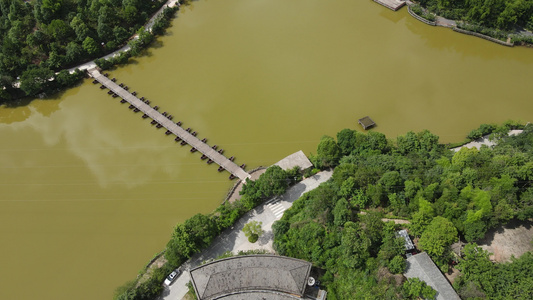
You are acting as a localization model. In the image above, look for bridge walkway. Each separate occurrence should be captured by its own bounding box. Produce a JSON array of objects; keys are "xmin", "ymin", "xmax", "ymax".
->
[{"xmin": 88, "ymin": 68, "xmax": 251, "ymax": 182}]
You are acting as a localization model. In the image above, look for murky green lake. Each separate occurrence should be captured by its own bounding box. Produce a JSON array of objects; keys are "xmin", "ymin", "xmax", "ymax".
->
[{"xmin": 1, "ymin": 1, "xmax": 532, "ymax": 299}]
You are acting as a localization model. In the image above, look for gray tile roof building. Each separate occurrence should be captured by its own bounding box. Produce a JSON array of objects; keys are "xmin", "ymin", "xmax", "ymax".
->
[
  {"xmin": 214, "ymin": 291, "xmax": 303, "ymax": 299},
  {"xmin": 404, "ymin": 252, "xmax": 460, "ymax": 300},
  {"xmin": 190, "ymin": 255, "xmax": 312, "ymax": 300}
]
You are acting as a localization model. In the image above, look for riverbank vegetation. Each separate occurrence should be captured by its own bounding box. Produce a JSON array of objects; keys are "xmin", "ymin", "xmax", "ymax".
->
[
  {"xmin": 0, "ymin": 0, "xmax": 179, "ymax": 101},
  {"xmin": 274, "ymin": 122, "xmax": 533, "ymax": 299},
  {"xmin": 114, "ymin": 121, "xmax": 533, "ymax": 299},
  {"xmin": 416, "ymin": 0, "xmax": 533, "ymax": 43},
  {"xmin": 411, "ymin": 4, "xmax": 436, "ymax": 22},
  {"xmin": 446, "ymin": 120, "xmax": 525, "ymax": 148},
  {"xmin": 113, "ymin": 165, "xmax": 297, "ymax": 300}
]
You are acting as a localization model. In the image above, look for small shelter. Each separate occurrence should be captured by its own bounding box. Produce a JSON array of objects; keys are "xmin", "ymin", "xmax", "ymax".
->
[
  {"xmin": 396, "ymin": 229, "xmax": 415, "ymax": 251},
  {"xmin": 358, "ymin": 116, "xmax": 375, "ymax": 130},
  {"xmin": 274, "ymin": 150, "xmax": 313, "ymax": 172}
]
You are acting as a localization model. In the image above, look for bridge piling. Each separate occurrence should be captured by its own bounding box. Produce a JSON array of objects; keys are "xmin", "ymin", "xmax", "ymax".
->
[{"xmin": 88, "ymin": 68, "xmax": 251, "ymax": 182}]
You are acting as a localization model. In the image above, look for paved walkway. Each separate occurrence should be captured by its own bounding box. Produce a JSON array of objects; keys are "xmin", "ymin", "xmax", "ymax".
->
[
  {"xmin": 405, "ymin": 1, "xmax": 456, "ymax": 28},
  {"xmin": 159, "ymin": 170, "xmax": 333, "ymax": 300},
  {"xmin": 67, "ymin": 0, "xmax": 181, "ymax": 74},
  {"xmin": 435, "ymin": 15, "xmax": 456, "ymax": 28},
  {"xmin": 451, "ymin": 130, "xmax": 523, "ymax": 152}
]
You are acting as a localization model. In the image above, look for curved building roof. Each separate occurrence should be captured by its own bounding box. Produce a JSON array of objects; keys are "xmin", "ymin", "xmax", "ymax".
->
[{"xmin": 190, "ymin": 255, "xmax": 312, "ymax": 300}]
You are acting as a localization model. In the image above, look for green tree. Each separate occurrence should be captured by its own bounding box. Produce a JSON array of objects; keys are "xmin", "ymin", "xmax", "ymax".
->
[
  {"xmin": 409, "ymin": 198, "xmax": 435, "ymax": 237},
  {"xmin": 165, "ymin": 213, "xmax": 218, "ymax": 266},
  {"xmin": 82, "ymin": 36, "xmax": 99, "ymax": 56},
  {"xmin": 243, "ymin": 221, "xmax": 263, "ymax": 243},
  {"xmin": 56, "ymin": 69, "xmax": 83, "ymax": 87},
  {"xmin": 397, "ymin": 131, "xmax": 420, "ymax": 154},
  {"xmin": 341, "ymin": 221, "xmax": 371, "ymax": 269},
  {"xmin": 332, "ymin": 197, "xmax": 351, "ymax": 226},
  {"xmin": 336, "ymin": 128, "xmax": 357, "ymax": 156},
  {"xmin": 113, "ymin": 26, "xmax": 130, "ymax": 44},
  {"xmin": 165, "ymin": 224, "xmax": 194, "ymax": 266},
  {"xmin": 123, "ymin": 5, "xmax": 138, "ymax": 24},
  {"xmin": 403, "ymin": 277, "xmax": 437, "ymax": 299},
  {"xmin": 418, "ymin": 129, "xmax": 440, "ymax": 152},
  {"xmin": 255, "ymin": 165, "xmax": 289, "ymax": 198},
  {"xmin": 65, "ymin": 42, "xmax": 84, "ymax": 63},
  {"xmin": 19, "ymin": 66, "xmax": 54, "ymax": 96},
  {"xmin": 70, "ymin": 16, "xmax": 90, "ymax": 42},
  {"xmin": 418, "ymin": 216, "xmax": 458, "ymax": 265},
  {"xmin": 452, "ymin": 147, "xmax": 479, "ymax": 169},
  {"xmin": 360, "ymin": 211, "xmax": 384, "ymax": 255},
  {"xmin": 378, "ymin": 170, "xmax": 402, "ymax": 195},
  {"xmin": 315, "ymin": 135, "xmax": 341, "ymax": 168},
  {"xmin": 378, "ymin": 231, "xmax": 405, "ymax": 265},
  {"xmin": 47, "ymin": 19, "xmax": 72, "ymax": 42},
  {"xmin": 461, "ymin": 186, "xmax": 492, "ymax": 242},
  {"xmin": 389, "ymin": 255, "xmax": 406, "ymax": 274},
  {"xmin": 36, "ymin": 0, "xmax": 63, "ymax": 23},
  {"xmin": 456, "ymin": 243, "xmax": 496, "ymax": 296}
]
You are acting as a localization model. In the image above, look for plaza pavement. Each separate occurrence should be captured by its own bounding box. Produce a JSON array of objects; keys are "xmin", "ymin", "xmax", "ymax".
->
[{"xmin": 159, "ymin": 170, "xmax": 333, "ymax": 300}]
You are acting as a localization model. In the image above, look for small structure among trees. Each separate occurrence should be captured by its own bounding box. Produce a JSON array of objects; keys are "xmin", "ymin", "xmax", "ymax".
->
[
  {"xmin": 358, "ymin": 116, "xmax": 376, "ymax": 130},
  {"xmin": 396, "ymin": 229, "xmax": 415, "ymax": 253},
  {"xmin": 274, "ymin": 150, "xmax": 313, "ymax": 172}
]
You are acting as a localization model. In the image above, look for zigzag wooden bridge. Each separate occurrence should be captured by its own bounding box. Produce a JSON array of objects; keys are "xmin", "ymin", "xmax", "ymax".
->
[{"xmin": 87, "ymin": 68, "xmax": 251, "ymax": 182}]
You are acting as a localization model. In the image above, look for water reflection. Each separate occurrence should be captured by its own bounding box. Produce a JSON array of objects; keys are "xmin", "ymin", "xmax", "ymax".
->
[
  {"xmin": 0, "ymin": 88, "xmax": 190, "ymax": 188},
  {"xmin": 401, "ymin": 9, "xmax": 533, "ymax": 63},
  {"xmin": 1, "ymin": 1, "xmax": 533, "ymax": 299}
]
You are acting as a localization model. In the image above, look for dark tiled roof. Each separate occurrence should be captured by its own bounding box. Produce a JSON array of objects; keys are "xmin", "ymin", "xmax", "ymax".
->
[
  {"xmin": 216, "ymin": 290, "xmax": 302, "ymax": 300},
  {"xmin": 190, "ymin": 255, "xmax": 312, "ymax": 300},
  {"xmin": 358, "ymin": 116, "xmax": 375, "ymax": 129}
]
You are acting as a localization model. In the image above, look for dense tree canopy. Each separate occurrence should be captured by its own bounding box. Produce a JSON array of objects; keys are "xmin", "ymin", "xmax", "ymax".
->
[
  {"xmin": 455, "ymin": 243, "xmax": 533, "ymax": 299},
  {"xmin": 418, "ymin": 0, "xmax": 533, "ymax": 30},
  {"xmin": 274, "ymin": 122, "xmax": 533, "ymax": 299},
  {"xmin": 0, "ymin": 0, "xmax": 171, "ymax": 98},
  {"xmin": 418, "ymin": 216, "xmax": 458, "ymax": 268}
]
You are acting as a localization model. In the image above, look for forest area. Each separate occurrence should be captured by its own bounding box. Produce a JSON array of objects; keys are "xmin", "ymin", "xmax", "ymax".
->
[
  {"xmin": 114, "ymin": 122, "xmax": 533, "ymax": 300},
  {"xmin": 418, "ymin": 0, "xmax": 533, "ymax": 30},
  {"xmin": 273, "ymin": 122, "xmax": 533, "ymax": 299},
  {"xmin": 0, "ymin": 0, "xmax": 172, "ymax": 100}
]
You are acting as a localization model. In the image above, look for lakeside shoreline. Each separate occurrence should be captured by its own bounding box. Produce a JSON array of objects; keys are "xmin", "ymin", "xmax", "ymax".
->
[
  {"xmin": 376, "ymin": 1, "xmax": 530, "ymax": 48},
  {"xmin": 1, "ymin": 0, "xmax": 183, "ymax": 102},
  {"xmin": 3, "ymin": 1, "xmax": 530, "ymax": 103}
]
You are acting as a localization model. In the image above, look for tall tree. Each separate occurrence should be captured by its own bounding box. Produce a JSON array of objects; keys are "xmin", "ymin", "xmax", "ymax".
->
[
  {"xmin": 315, "ymin": 135, "xmax": 341, "ymax": 168},
  {"xmin": 19, "ymin": 66, "xmax": 54, "ymax": 95},
  {"xmin": 418, "ymin": 216, "xmax": 458, "ymax": 267},
  {"xmin": 341, "ymin": 221, "xmax": 371, "ymax": 269}
]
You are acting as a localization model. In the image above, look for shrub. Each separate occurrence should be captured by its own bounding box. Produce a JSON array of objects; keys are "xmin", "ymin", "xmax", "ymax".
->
[
  {"xmin": 243, "ymin": 221, "xmax": 264, "ymax": 243},
  {"xmin": 467, "ymin": 128, "xmax": 483, "ymax": 140},
  {"xmin": 95, "ymin": 58, "xmax": 113, "ymax": 70},
  {"xmin": 388, "ymin": 255, "xmax": 406, "ymax": 274}
]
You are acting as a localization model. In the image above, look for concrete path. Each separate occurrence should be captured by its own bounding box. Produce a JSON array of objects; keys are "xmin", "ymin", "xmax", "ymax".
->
[
  {"xmin": 435, "ymin": 15, "xmax": 456, "ymax": 28},
  {"xmin": 451, "ymin": 130, "xmax": 523, "ymax": 152},
  {"xmin": 159, "ymin": 170, "xmax": 333, "ymax": 300},
  {"xmin": 67, "ymin": 0, "xmax": 181, "ymax": 74}
]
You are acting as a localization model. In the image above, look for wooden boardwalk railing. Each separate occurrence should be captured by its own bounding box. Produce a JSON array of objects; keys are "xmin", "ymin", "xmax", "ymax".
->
[{"xmin": 88, "ymin": 68, "xmax": 251, "ymax": 182}]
